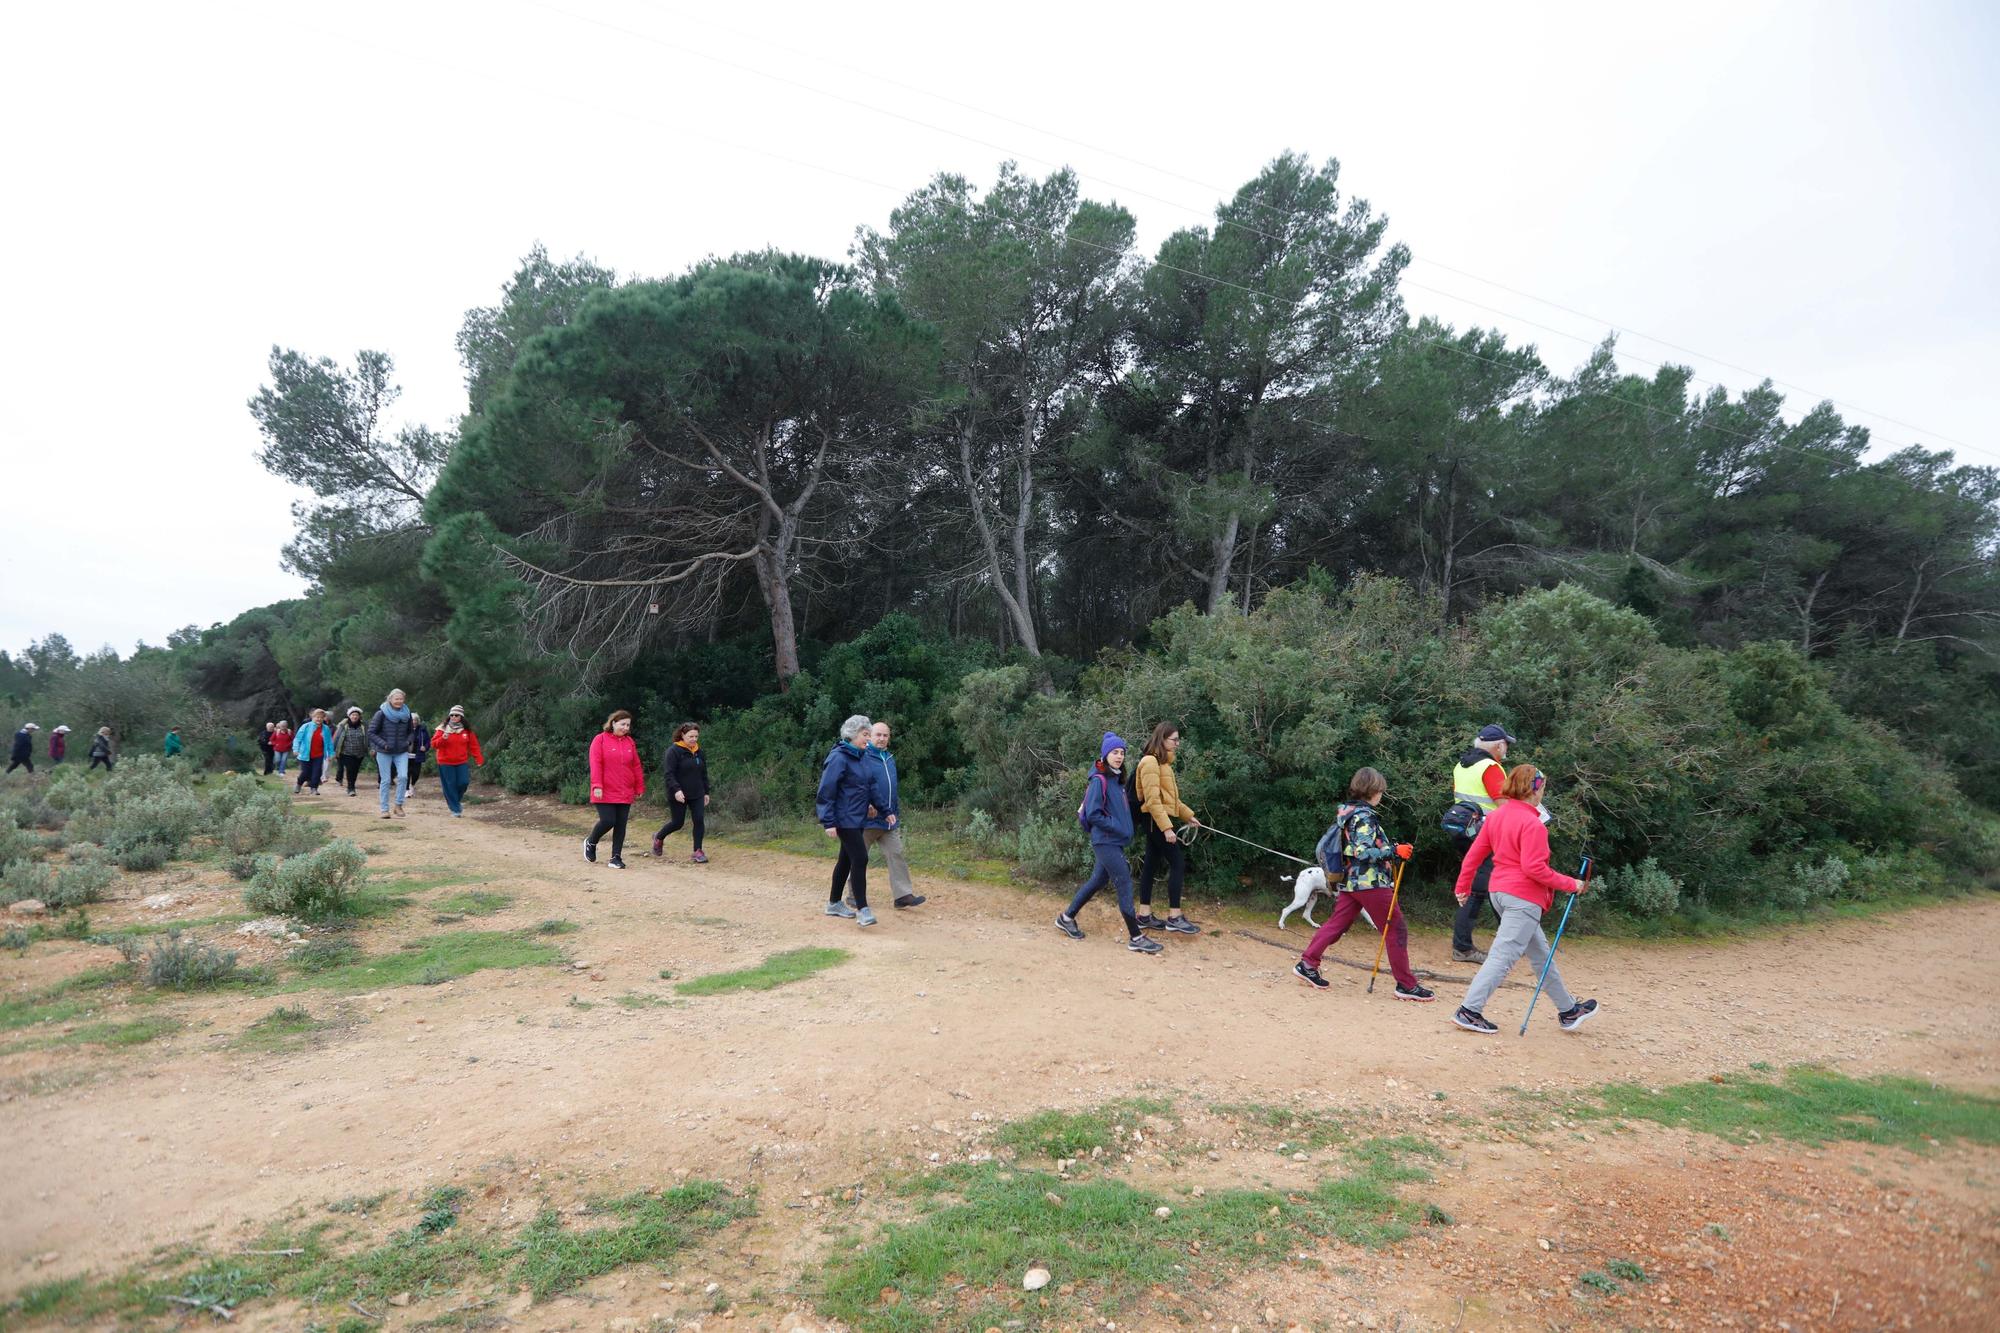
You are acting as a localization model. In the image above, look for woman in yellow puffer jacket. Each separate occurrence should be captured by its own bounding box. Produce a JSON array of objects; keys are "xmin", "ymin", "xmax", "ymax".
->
[{"xmin": 1134, "ymin": 722, "xmax": 1203, "ymax": 935}]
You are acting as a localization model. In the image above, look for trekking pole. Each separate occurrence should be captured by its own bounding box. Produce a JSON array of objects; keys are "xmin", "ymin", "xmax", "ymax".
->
[
  {"xmin": 1519, "ymin": 854, "xmax": 1591, "ymax": 1035},
  {"xmin": 1365, "ymin": 858, "xmax": 1408, "ymax": 994}
]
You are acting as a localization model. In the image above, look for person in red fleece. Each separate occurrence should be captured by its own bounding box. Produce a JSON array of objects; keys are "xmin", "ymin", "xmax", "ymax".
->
[
  {"xmin": 1449, "ymin": 764, "xmax": 1600, "ymax": 1035},
  {"xmin": 430, "ymin": 705, "xmax": 484, "ymax": 817},
  {"xmin": 584, "ymin": 710, "xmax": 645, "ymax": 868}
]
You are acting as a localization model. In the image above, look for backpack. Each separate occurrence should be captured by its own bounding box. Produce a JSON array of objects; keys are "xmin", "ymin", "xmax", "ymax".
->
[
  {"xmin": 1314, "ymin": 805, "xmax": 1360, "ymax": 885},
  {"xmin": 1440, "ymin": 800, "xmax": 1486, "ymax": 841},
  {"xmin": 1076, "ymin": 771, "xmax": 1111, "ymax": 832}
]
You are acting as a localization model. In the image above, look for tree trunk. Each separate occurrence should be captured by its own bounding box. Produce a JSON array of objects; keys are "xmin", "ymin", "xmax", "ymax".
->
[
  {"xmin": 1798, "ymin": 569, "xmax": 1829, "ymax": 656},
  {"xmin": 1206, "ymin": 509, "xmax": 1241, "ymax": 613},
  {"xmin": 753, "ymin": 545, "xmax": 801, "ymax": 689},
  {"xmin": 1439, "ymin": 462, "xmax": 1459, "ymax": 622},
  {"xmin": 958, "ymin": 422, "xmax": 1042, "ymax": 657}
]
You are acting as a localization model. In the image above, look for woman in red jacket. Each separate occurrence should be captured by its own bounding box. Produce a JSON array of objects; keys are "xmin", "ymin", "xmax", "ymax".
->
[
  {"xmin": 430, "ymin": 705, "xmax": 484, "ymax": 818},
  {"xmin": 585, "ymin": 710, "xmax": 644, "ymax": 869},
  {"xmin": 1450, "ymin": 764, "xmax": 1599, "ymax": 1035}
]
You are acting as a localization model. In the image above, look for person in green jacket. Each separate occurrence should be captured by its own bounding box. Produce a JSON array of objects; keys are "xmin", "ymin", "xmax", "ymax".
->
[{"xmin": 162, "ymin": 728, "xmax": 184, "ymax": 759}]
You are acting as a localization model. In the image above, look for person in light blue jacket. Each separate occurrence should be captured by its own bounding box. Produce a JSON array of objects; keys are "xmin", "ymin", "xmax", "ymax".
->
[
  {"xmin": 845, "ymin": 719, "xmax": 927, "ymax": 913},
  {"xmin": 290, "ymin": 708, "xmax": 333, "ymax": 796},
  {"xmin": 1054, "ymin": 733, "xmax": 1162, "ymax": 955}
]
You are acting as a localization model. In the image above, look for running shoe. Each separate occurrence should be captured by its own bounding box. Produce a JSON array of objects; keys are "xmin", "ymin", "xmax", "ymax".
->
[
  {"xmin": 856, "ymin": 907, "xmax": 878, "ymax": 927},
  {"xmin": 1394, "ymin": 983, "xmax": 1437, "ymax": 1003},
  {"xmin": 1127, "ymin": 934, "xmax": 1164, "ymax": 954},
  {"xmin": 825, "ymin": 901, "xmax": 857, "ymax": 919},
  {"xmin": 1163, "ymin": 916, "xmax": 1202, "ymax": 935},
  {"xmin": 583, "ymin": 839, "xmax": 596, "ymax": 863},
  {"xmin": 651, "ymin": 836, "xmax": 664, "ymax": 857},
  {"xmin": 1452, "ymin": 947, "xmax": 1488, "ymax": 963},
  {"xmin": 1054, "ymin": 913, "xmax": 1084, "ymax": 940},
  {"xmin": 1453, "ymin": 1006, "xmax": 1498, "ymax": 1034},
  {"xmin": 691, "ymin": 849, "xmax": 708, "ymax": 864},
  {"xmin": 607, "ymin": 857, "xmax": 626, "ymax": 870},
  {"xmin": 1294, "ymin": 961, "xmax": 1330, "ymax": 990},
  {"xmin": 892, "ymin": 893, "xmax": 924, "ymax": 907},
  {"xmin": 1558, "ymin": 999, "xmax": 1599, "ymax": 1031},
  {"xmin": 1134, "ymin": 913, "xmax": 1165, "ymax": 930}
]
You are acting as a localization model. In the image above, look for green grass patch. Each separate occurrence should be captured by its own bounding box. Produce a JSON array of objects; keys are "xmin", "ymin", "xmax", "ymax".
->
[
  {"xmin": 232, "ymin": 1004, "xmax": 340, "ymax": 1053},
  {"xmin": 1579, "ymin": 1065, "xmax": 2000, "ymax": 1151},
  {"xmin": 818, "ymin": 1136, "xmax": 1438, "ymax": 1331},
  {"xmin": 5, "ymin": 1180, "xmax": 750, "ymax": 1325},
  {"xmin": 0, "ymin": 1013, "xmax": 180, "ymax": 1055},
  {"xmin": 279, "ymin": 931, "xmax": 563, "ymax": 993},
  {"xmin": 432, "ymin": 889, "xmax": 513, "ymax": 916},
  {"xmin": 993, "ymin": 1097, "xmax": 1177, "ymax": 1162},
  {"xmin": 0, "ymin": 963, "xmax": 142, "ymax": 1034},
  {"xmin": 613, "ymin": 991, "xmax": 679, "ymax": 1009},
  {"xmin": 532, "ymin": 918, "xmax": 579, "ymax": 935},
  {"xmin": 1211, "ymin": 1101, "xmax": 1351, "ymax": 1151},
  {"xmin": 674, "ymin": 947, "xmax": 850, "ymax": 997},
  {"xmin": 89, "ymin": 911, "xmax": 258, "ymax": 940}
]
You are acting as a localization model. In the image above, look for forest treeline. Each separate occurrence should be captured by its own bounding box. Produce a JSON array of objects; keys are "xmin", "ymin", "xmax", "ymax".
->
[{"xmin": 6, "ymin": 154, "xmax": 1998, "ymax": 923}]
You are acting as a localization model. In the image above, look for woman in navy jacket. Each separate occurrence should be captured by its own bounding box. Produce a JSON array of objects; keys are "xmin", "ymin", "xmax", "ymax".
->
[
  {"xmin": 816, "ymin": 714, "xmax": 887, "ymax": 926},
  {"xmin": 1053, "ymin": 733, "xmax": 1163, "ymax": 954}
]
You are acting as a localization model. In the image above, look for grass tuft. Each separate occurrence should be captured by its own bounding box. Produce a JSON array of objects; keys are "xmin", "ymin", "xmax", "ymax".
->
[
  {"xmin": 674, "ymin": 947, "xmax": 849, "ymax": 997},
  {"xmin": 232, "ymin": 1004, "xmax": 338, "ymax": 1053},
  {"xmin": 280, "ymin": 931, "xmax": 563, "ymax": 992},
  {"xmin": 514, "ymin": 1181, "xmax": 754, "ymax": 1299},
  {"xmin": 993, "ymin": 1097, "xmax": 1176, "ymax": 1161},
  {"xmin": 1581, "ymin": 1065, "xmax": 2000, "ymax": 1150},
  {"xmin": 432, "ymin": 889, "xmax": 514, "ymax": 916}
]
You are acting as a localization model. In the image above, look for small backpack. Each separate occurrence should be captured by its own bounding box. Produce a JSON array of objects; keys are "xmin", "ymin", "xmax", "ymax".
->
[
  {"xmin": 1440, "ymin": 800, "xmax": 1485, "ymax": 841},
  {"xmin": 1314, "ymin": 805, "xmax": 1360, "ymax": 885},
  {"xmin": 1076, "ymin": 771, "xmax": 1113, "ymax": 832}
]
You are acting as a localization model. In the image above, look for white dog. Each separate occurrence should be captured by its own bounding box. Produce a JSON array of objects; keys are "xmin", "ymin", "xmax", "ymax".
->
[{"xmin": 1279, "ymin": 865, "xmax": 1379, "ymax": 932}]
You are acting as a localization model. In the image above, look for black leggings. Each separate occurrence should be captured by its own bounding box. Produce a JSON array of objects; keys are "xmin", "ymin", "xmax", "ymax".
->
[
  {"xmin": 588, "ymin": 802, "xmax": 631, "ymax": 859},
  {"xmin": 5, "ymin": 758, "xmax": 30, "ymax": 774},
  {"xmin": 336, "ymin": 755, "xmax": 364, "ymax": 792},
  {"xmin": 89, "ymin": 755, "xmax": 113, "ymax": 771},
  {"xmin": 262, "ymin": 749, "xmax": 275, "ymax": 774},
  {"xmin": 1453, "ymin": 844, "xmax": 1497, "ymax": 952},
  {"xmin": 655, "ymin": 798, "xmax": 705, "ymax": 850},
  {"xmin": 1139, "ymin": 825, "xmax": 1185, "ymax": 910},
  {"xmin": 829, "ymin": 827, "xmax": 869, "ymax": 909}
]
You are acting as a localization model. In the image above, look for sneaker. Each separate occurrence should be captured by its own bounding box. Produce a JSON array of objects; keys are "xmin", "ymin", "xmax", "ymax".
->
[
  {"xmin": 1294, "ymin": 961, "xmax": 1330, "ymax": 990},
  {"xmin": 607, "ymin": 857, "xmax": 626, "ymax": 870},
  {"xmin": 380, "ymin": 810, "xmax": 393, "ymax": 820},
  {"xmin": 1394, "ymin": 983, "xmax": 1437, "ymax": 1003},
  {"xmin": 1452, "ymin": 947, "xmax": 1488, "ymax": 963},
  {"xmin": 1557, "ymin": 999, "xmax": 1600, "ymax": 1031},
  {"xmin": 1127, "ymin": 934, "xmax": 1164, "ymax": 955},
  {"xmin": 691, "ymin": 849, "xmax": 708, "ymax": 864},
  {"xmin": 451, "ymin": 810, "xmax": 462, "ymax": 818},
  {"xmin": 583, "ymin": 840, "xmax": 597, "ymax": 863},
  {"xmin": 825, "ymin": 901, "xmax": 857, "ymax": 919},
  {"xmin": 1134, "ymin": 913, "xmax": 1165, "ymax": 930},
  {"xmin": 394, "ymin": 803, "xmax": 405, "ymax": 818},
  {"xmin": 1054, "ymin": 913, "xmax": 1084, "ymax": 940},
  {"xmin": 651, "ymin": 836, "xmax": 664, "ymax": 857},
  {"xmin": 1453, "ymin": 1006, "xmax": 1498, "ymax": 1034},
  {"xmin": 856, "ymin": 907, "xmax": 878, "ymax": 927},
  {"xmin": 893, "ymin": 893, "xmax": 925, "ymax": 908},
  {"xmin": 1163, "ymin": 916, "xmax": 1202, "ymax": 935}
]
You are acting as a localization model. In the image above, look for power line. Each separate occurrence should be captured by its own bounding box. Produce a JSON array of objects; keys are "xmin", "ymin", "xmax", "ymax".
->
[{"xmin": 613, "ymin": 0, "xmax": 1985, "ymax": 460}]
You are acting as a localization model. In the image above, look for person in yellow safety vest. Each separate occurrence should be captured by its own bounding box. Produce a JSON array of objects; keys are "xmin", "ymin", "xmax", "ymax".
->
[{"xmin": 1449, "ymin": 724, "xmax": 1515, "ymax": 962}]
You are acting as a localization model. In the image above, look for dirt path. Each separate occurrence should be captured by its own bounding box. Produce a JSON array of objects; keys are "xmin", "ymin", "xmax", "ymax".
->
[{"xmin": 5, "ymin": 789, "xmax": 1997, "ymax": 1329}]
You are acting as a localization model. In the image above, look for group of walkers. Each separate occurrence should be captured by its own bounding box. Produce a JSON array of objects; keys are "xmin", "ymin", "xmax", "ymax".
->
[
  {"xmin": 9, "ymin": 722, "xmax": 116, "ymax": 774},
  {"xmin": 581, "ymin": 711, "xmax": 720, "ymax": 872},
  {"xmin": 250, "ymin": 690, "xmax": 484, "ymax": 817}
]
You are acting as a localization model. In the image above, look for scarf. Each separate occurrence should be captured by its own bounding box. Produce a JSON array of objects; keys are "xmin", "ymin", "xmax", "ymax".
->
[{"xmin": 676, "ymin": 739, "xmax": 700, "ymax": 754}]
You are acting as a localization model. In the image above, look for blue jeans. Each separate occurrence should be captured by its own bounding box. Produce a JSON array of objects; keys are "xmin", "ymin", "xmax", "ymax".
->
[
  {"xmin": 274, "ymin": 751, "xmax": 290, "ymax": 773},
  {"xmin": 1066, "ymin": 844, "xmax": 1140, "ymax": 937},
  {"xmin": 375, "ymin": 752, "xmax": 409, "ymax": 811},
  {"xmin": 436, "ymin": 762, "xmax": 470, "ymax": 814}
]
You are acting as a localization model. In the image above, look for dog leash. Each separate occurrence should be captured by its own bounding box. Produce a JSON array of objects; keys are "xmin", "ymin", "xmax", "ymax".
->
[{"xmin": 1177, "ymin": 823, "xmax": 1315, "ymax": 867}]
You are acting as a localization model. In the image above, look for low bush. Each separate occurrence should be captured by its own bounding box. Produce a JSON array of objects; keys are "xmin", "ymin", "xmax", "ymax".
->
[
  {"xmin": 103, "ymin": 784, "xmax": 204, "ymax": 868},
  {"xmin": 48, "ymin": 850, "xmax": 116, "ymax": 909},
  {"xmin": 245, "ymin": 840, "xmax": 368, "ymax": 920},
  {"xmin": 141, "ymin": 932, "xmax": 243, "ymax": 990},
  {"xmin": 219, "ymin": 791, "xmax": 330, "ymax": 858},
  {"xmin": 0, "ymin": 859, "xmax": 54, "ymax": 905},
  {"xmin": 0, "ymin": 815, "xmax": 41, "ymax": 867},
  {"xmin": 1601, "ymin": 858, "xmax": 1680, "ymax": 918}
]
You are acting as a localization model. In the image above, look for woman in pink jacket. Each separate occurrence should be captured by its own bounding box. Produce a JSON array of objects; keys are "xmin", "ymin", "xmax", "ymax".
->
[
  {"xmin": 584, "ymin": 710, "xmax": 645, "ymax": 869},
  {"xmin": 1450, "ymin": 764, "xmax": 1599, "ymax": 1035}
]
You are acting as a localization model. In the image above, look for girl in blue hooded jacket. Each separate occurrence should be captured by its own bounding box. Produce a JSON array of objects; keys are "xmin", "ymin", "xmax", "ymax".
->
[{"xmin": 1054, "ymin": 733, "xmax": 1163, "ymax": 954}]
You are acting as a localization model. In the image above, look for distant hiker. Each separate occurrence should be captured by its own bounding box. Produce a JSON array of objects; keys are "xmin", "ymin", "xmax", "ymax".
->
[
  {"xmin": 49, "ymin": 725, "xmax": 69, "ymax": 765},
  {"xmin": 651, "ymin": 722, "xmax": 710, "ymax": 863},
  {"xmin": 291, "ymin": 709, "xmax": 332, "ymax": 796},
  {"xmin": 1055, "ymin": 733, "xmax": 1161, "ymax": 954},
  {"xmin": 87, "ymin": 727, "xmax": 114, "ymax": 772},
  {"xmin": 366, "ymin": 689, "xmax": 417, "ymax": 819},
  {"xmin": 847, "ymin": 719, "xmax": 925, "ymax": 910},
  {"xmin": 258, "ymin": 722, "xmax": 276, "ymax": 774},
  {"xmin": 7, "ymin": 723, "xmax": 37, "ymax": 774},
  {"xmin": 585, "ymin": 710, "xmax": 644, "ymax": 868},
  {"xmin": 816, "ymin": 714, "xmax": 886, "ymax": 926},
  {"xmin": 1134, "ymin": 722, "xmax": 1202, "ymax": 935},
  {"xmin": 163, "ymin": 727, "xmax": 184, "ymax": 759},
  {"xmin": 429, "ymin": 706, "xmax": 483, "ymax": 817},
  {"xmin": 1292, "ymin": 767, "xmax": 1433, "ymax": 1002},
  {"xmin": 406, "ymin": 713, "xmax": 430, "ymax": 791},
  {"xmin": 331, "ymin": 706, "xmax": 369, "ymax": 795},
  {"xmin": 1446, "ymin": 724, "xmax": 1515, "ymax": 962},
  {"xmin": 1450, "ymin": 764, "xmax": 1599, "ymax": 1035},
  {"xmin": 271, "ymin": 720, "xmax": 294, "ymax": 775}
]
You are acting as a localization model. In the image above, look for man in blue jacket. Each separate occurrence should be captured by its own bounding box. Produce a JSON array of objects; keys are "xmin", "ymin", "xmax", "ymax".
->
[{"xmin": 845, "ymin": 720, "xmax": 926, "ymax": 912}]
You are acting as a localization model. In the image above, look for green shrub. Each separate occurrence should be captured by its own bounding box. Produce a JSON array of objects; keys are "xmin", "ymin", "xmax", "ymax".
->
[
  {"xmin": 1015, "ymin": 814, "xmax": 1087, "ymax": 881},
  {"xmin": 114, "ymin": 842, "xmax": 170, "ymax": 872},
  {"xmin": 1783, "ymin": 854, "xmax": 1852, "ymax": 908},
  {"xmin": 49, "ymin": 854, "xmax": 116, "ymax": 909},
  {"xmin": 203, "ymin": 773, "xmax": 269, "ymax": 823},
  {"xmin": 218, "ymin": 791, "xmax": 330, "ymax": 858},
  {"xmin": 104, "ymin": 784, "xmax": 204, "ymax": 867},
  {"xmin": 225, "ymin": 852, "xmax": 262, "ymax": 880},
  {"xmin": 0, "ymin": 815, "xmax": 39, "ymax": 867},
  {"xmin": 1601, "ymin": 857, "xmax": 1680, "ymax": 918},
  {"xmin": 142, "ymin": 932, "xmax": 242, "ymax": 989},
  {"xmin": 0, "ymin": 859, "xmax": 54, "ymax": 905},
  {"xmin": 245, "ymin": 840, "xmax": 368, "ymax": 920}
]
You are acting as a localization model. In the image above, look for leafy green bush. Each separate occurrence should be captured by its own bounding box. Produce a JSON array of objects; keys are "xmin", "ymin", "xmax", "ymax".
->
[
  {"xmin": 49, "ymin": 849, "xmax": 116, "ymax": 909},
  {"xmin": 0, "ymin": 859, "xmax": 54, "ymax": 905},
  {"xmin": 218, "ymin": 790, "xmax": 329, "ymax": 857},
  {"xmin": 0, "ymin": 814, "xmax": 39, "ymax": 866},
  {"xmin": 1600, "ymin": 858, "xmax": 1680, "ymax": 918},
  {"xmin": 114, "ymin": 842, "xmax": 170, "ymax": 872},
  {"xmin": 1014, "ymin": 814, "xmax": 1087, "ymax": 881},
  {"xmin": 141, "ymin": 932, "xmax": 243, "ymax": 989},
  {"xmin": 245, "ymin": 839, "xmax": 368, "ymax": 920}
]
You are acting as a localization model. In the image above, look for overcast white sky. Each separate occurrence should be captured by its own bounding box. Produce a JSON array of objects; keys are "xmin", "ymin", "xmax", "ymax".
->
[{"xmin": 3, "ymin": 0, "xmax": 1996, "ymax": 657}]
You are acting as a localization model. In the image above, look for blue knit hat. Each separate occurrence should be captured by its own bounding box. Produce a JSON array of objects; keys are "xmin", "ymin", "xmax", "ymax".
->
[{"xmin": 1100, "ymin": 731, "xmax": 1129, "ymax": 760}]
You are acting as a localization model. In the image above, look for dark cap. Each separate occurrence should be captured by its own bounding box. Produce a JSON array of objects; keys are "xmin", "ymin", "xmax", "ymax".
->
[{"xmin": 1477, "ymin": 724, "xmax": 1517, "ymax": 744}]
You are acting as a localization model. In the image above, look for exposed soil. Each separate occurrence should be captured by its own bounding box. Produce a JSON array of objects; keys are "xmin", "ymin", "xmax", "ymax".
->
[{"xmin": 4, "ymin": 786, "xmax": 1996, "ymax": 1330}]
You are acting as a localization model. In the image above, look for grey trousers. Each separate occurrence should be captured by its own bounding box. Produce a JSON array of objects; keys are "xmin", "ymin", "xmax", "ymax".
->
[
  {"xmin": 846, "ymin": 826, "xmax": 914, "ymax": 905},
  {"xmin": 1463, "ymin": 891, "xmax": 1575, "ymax": 1016}
]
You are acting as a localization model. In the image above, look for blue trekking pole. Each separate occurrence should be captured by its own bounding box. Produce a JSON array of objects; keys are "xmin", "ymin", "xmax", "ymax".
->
[{"xmin": 1519, "ymin": 854, "xmax": 1591, "ymax": 1036}]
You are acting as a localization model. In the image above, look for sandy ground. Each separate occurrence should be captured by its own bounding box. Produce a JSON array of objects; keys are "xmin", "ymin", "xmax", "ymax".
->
[{"xmin": 3, "ymin": 785, "xmax": 1996, "ymax": 1330}]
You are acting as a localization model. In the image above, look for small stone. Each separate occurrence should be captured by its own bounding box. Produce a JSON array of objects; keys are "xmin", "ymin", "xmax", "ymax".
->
[
  {"xmin": 1044, "ymin": 1192, "xmax": 1064, "ymax": 1206},
  {"xmin": 703, "ymin": 1282, "xmax": 720, "ymax": 1295},
  {"xmin": 388, "ymin": 1291, "xmax": 412, "ymax": 1307},
  {"xmin": 1023, "ymin": 1266, "xmax": 1052, "ymax": 1291},
  {"xmin": 1291, "ymin": 1152, "xmax": 1308, "ymax": 1162},
  {"xmin": 1191, "ymin": 1186, "xmax": 1205, "ymax": 1197},
  {"xmin": 1537, "ymin": 1238, "xmax": 1551, "ymax": 1251},
  {"xmin": 7, "ymin": 899, "xmax": 46, "ymax": 917},
  {"xmin": 1154, "ymin": 1206, "xmax": 1172, "ymax": 1219},
  {"xmin": 878, "ymin": 1286, "xmax": 900, "ymax": 1306}
]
